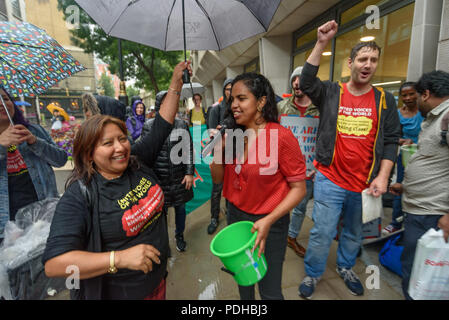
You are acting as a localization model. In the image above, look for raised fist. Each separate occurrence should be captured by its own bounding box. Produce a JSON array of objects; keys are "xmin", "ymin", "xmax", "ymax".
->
[{"xmin": 317, "ymin": 20, "xmax": 338, "ymax": 44}]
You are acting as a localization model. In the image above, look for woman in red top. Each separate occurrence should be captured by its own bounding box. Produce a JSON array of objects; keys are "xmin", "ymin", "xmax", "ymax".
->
[{"xmin": 210, "ymin": 73, "xmax": 307, "ymax": 300}]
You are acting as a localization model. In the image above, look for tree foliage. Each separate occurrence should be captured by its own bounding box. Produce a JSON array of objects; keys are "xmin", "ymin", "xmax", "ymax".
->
[
  {"xmin": 98, "ymin": 73, "xmax": 115, "ymax": 97},
  {"xmin": 57, "ymin": 0, "xmax": 183, "ymax": 95}
]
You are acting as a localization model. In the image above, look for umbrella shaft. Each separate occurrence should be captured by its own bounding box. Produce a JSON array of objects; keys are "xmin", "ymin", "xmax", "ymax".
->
[
  {"xmin": 182, "ymin": 0, "xmax": 187, "ymax": 62},
  {"xmin": 0, "ymin": 95, "xmax": 14, "ymax": 126}
]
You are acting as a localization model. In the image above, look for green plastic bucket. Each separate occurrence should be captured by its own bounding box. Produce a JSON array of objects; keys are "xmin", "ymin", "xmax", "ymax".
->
[
  {"xmin": 210, "ymin": 221, "xmax": 267, "ymax": 286},
  {"xmin": 401, "ymin": 144, "xmax": 417, "ymax": 168}
]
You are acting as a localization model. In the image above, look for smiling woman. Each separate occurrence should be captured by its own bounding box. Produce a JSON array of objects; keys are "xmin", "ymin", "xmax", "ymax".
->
[
  {"xmin": 210, "ymin": 73, "xmax": 307, "ymax": 300},
  {"xmin": 0, "ymin": 87, "xmax": 68, "ymax": 238},
  {"xmin": 42, "ymin": 61, "xmax": 192, "ymax": 300}
]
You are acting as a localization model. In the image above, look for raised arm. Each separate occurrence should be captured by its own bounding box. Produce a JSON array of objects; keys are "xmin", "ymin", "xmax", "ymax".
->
[
  {"xmin": 131, "ymin": 61, "xmax": 192, "ymax": 166},
  {"xmin": 159, "ymin": 61, "xmax": 192, "ymax": 124},
  {"xmin": 307, "ymin": 20, "xmax": 338, "ymax": 67}
]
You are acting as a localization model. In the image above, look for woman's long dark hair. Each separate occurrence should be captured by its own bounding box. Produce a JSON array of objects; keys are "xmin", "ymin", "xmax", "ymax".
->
[
  {"xmin": 223, "ymin": 73, "xmax": 279, "ymax": 161},
  {"xmin": 65, "ymin": 114, "xmax": 139, "ymax": 189},
  {"xmin": 0, "ymin": 86, "xmax": 30, "ymax": 127},
  {"xmin": 226, "ymin": 73, "xmax": 279, "ymax": 126}
]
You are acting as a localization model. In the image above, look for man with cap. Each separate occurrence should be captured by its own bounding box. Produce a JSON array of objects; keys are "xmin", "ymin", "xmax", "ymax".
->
[
  {"xmin": 277, "ymin": 66, "xmax": 319, "ymax": 258},
  {"xmin": 206, "ymin": 78, "xmax": 233, "ymax": 234}
]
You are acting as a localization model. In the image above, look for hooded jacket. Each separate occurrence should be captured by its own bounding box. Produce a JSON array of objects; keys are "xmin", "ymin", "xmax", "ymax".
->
[
  {"xmin": 139, "ymin": 92, "xmax": 194, "ymax": 207},
  {"xmin": 126, "ymin": 100, "xmax": 146, "ymax": 141},
  {"xmin": 299, "ymin": 62, "xmax": 401, "ymax": 184},
  {"xmin": 208, "ymin": 78, "xmax": 233, "ymax": 129}
]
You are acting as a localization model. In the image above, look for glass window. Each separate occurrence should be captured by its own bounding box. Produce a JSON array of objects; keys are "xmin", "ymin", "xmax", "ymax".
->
[
  {"xmin": 244, "ymin": 58, "xmax": 260, "ymax": 74},
  {"xmin": 293, "ymin": 42, "xmax": 332, "ymax": 81},
  {"xmin": 296, "ymin": 28, "xmax": 317, "ymax": 49},
  {"xmin": 334, "ymin": 3, "xmax": 414, "ymax": 96},
  {"xmin": 10, "ymin": 0, "xmax": 21, "ymax": 18},
  {"xmin": 341, "ymin": 0, "xmax": 390, "ymax": 26}
]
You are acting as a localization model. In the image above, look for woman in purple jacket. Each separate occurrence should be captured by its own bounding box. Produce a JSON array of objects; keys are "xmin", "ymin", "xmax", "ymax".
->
[{"xmin": 126, "ymin": 100, "xmax": 146, "ymax": 141}]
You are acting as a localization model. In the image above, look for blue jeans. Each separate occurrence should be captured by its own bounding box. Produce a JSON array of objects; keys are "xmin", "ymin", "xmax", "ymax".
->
[
  {"xmin": 401, "ymin": 213, "xmax": 442, "ymax": 300},
  {"xmin": 288, "ymin": 179, "xmax": 314, "ymax": 238},
  {"xmin": 304, "ymin": 171, "xmax": 363, "ymax": 278}
]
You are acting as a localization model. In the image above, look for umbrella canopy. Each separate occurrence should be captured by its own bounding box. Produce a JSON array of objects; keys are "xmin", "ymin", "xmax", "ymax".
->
[
  {"xmin": 46, "ymin": 103, "xmax": 69, "ymax": 121},
  {"xmin": 180, "ymin": 82, "xmax": 204, "ymax": 100},
  {"xmin": 74, "ymin": 0, "xmax": 281, "ymax": 51},
  {"xmin": 0, "ymin": 21, "xmax": 85, "ymax": 97}
]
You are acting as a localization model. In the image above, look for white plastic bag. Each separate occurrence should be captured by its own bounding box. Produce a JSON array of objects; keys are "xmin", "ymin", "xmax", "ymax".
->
[
  {"xmin": 408, "ymin": 228, "xmax": 449, "ymax": 300},
  {"xmin": 361, "ymin": 189, "xmax": 383, "ymax": 224}
]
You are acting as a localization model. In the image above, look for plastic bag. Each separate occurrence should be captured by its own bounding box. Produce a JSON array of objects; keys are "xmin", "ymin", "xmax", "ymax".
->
[
  {"xmin": 0, "ymin": 198, "xmax": 59, "ymax": 300},
  {"xmin": 361, "ymin": 189, "xmax": 383, "ymax": 224},
  {"xmin": 408, "ymin": 228, "xmax": 449, "ymax": 300}
]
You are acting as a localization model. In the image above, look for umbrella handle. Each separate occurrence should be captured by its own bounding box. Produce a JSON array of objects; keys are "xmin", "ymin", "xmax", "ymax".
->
[{"xmin": 182, "ymin": 69, "xmax": 190, "ymax": 84}]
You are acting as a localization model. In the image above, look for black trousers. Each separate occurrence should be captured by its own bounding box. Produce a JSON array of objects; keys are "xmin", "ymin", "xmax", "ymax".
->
[
  {"xmin": 210, "ymin": 182, "xmax": 223, "ymax": 219},
  {"xmin": 227, "ymin": 202, "xmax": 289, "ymax": 300}
]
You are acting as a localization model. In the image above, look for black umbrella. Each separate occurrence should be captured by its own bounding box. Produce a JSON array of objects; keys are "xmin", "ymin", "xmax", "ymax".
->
[{"xmin": 74, "ymin": 0, "xmax": 282, "ymax": 86}]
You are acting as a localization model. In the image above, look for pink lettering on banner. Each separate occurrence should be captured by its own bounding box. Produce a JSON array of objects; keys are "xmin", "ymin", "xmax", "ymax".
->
[
  {"xmin": 424, "ymin": 259, "xmax": 449, "ymax": 267},
  {"xmin": 121, "ymin": 185, "xmax": 164, "ymax": 237},
  {"xmin": 193, "ymin": 168, "xmax": 203, "ymax": 188}
]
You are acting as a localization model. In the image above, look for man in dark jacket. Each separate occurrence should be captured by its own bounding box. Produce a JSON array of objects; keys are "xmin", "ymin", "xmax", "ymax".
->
[
  {"xmin": 205, "ymin": 78, "xmax": 233, "ymax": 234},
  {"xmin": 297, "ymin": 20, "xmax": 401, "ymax": 299},
  {"xmin": 139, "ymin": 91, "xmax": 194, "ymax": 251}
]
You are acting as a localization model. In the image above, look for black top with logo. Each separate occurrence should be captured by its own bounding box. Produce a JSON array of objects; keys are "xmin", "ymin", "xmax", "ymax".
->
[{"xmin": 7, "ymin": 145, "xmax": 38, "ymax": 220}]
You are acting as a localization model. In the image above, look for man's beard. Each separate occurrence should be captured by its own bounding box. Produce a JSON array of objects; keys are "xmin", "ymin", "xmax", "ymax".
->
[{"xmin": 294, "ymin": 90, "xmax": 304, "ymax": 99}]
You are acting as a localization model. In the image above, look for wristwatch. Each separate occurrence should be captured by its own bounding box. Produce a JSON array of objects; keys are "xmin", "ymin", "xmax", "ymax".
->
[{"xmin": 108, "ymin": 251, "xmax": 118, "ymax": 274}]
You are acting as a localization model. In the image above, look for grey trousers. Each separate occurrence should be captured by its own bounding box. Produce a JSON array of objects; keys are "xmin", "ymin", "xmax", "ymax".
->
[{"xmin": 227, "ymin": 202, "xmax": 289, "ymax": 300}]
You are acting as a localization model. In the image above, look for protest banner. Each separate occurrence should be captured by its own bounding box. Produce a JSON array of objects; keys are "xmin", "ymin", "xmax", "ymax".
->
[{"xmin": 280, "ymin": 114, "xmax": 319, "ymax": 175}]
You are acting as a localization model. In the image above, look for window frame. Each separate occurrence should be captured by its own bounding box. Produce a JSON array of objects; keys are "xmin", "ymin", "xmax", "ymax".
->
[{"xmin": 291, "ymin": 0, "xmax": 415, "ymax": 81}]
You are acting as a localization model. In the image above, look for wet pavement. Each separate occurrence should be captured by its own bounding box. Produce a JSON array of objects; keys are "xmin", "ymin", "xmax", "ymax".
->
[
  {"xmin": 165, "ymin": 199, "xmax": 403, "ymax": 300},
  {"xmin": 51, "ymin": 164, "xmax": 404, "ymax": 300}
]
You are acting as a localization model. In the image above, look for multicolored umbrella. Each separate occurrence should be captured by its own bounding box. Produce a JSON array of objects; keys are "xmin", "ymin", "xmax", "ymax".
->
[{"xmin": 0, "ymin": 21, "xmax": 85, "ymax": 98}]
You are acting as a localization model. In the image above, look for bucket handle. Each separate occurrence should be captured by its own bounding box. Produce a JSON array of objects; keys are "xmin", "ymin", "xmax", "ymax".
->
[{"xmin": 220, "ymin": 267, "xmax": 235, "ymax": 277}]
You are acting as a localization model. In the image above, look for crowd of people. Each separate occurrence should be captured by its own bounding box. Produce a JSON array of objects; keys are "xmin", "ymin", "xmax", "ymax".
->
[{"xmin": 0, "ymin": 19, "xmax": 448, "ymax": 301}]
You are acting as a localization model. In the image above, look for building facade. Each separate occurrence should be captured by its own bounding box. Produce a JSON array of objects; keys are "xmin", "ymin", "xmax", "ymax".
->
[
  {"xmin": 24, "ymin": 0, "xmax": 96, "ymax": 121},
  {"xmin": 191, "ymin": 0, "xmax": 449, "ymax": 108}
]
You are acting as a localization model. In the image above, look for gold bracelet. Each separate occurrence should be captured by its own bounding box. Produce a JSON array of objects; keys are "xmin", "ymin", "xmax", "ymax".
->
[
  {"xmin": 108, "ymin": 251, "xmax": 118, "ymax": 274},
  {"xmin": 168, "ymin": 87, "xmax": 181, "ymax": 95}
]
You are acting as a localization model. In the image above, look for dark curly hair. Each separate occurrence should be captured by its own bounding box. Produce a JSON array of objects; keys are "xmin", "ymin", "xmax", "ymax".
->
[
  {"xmin": 415, "ymin": 71, "xmax": 449, "ymax": 98},
  {"xmin": 225, "ymin": 73, "xmax": 279, "ymax": 127}
]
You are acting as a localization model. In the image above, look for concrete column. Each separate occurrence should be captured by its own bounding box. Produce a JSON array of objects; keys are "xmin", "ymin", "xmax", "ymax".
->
[
  {"xmin": 436, "ymin": 0, "xmax": 449, "ymax": 72},
  {"xmin": 212, "ymin": 79, "xmax": 224, "ymax": 103},
  {"xmin": 407, "ymin": 0, "xmax": 444, "ymax": 81},
  {"xmin": 226, "ymin": 66, "xmax": 244, "ymax": 80},
  {"xmin": 258, "ymin": 35, "xmax": 292, "ymax": 96},
  {"xmin": 204, "ymin": 85, "xmax": 214, "ymax": 108}
]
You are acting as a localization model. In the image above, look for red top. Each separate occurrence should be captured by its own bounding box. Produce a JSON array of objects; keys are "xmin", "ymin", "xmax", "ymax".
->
[
  {"xmin": 315, "ymin": 83, "xmax": 378, "ymax": 193},
  {"xmin": 293, "ymin": 100, "xmax": 308, "ymax": 116},
  {"xmin": 223, "ymin": 122, "xmax": 306, "ymax": 214}
]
